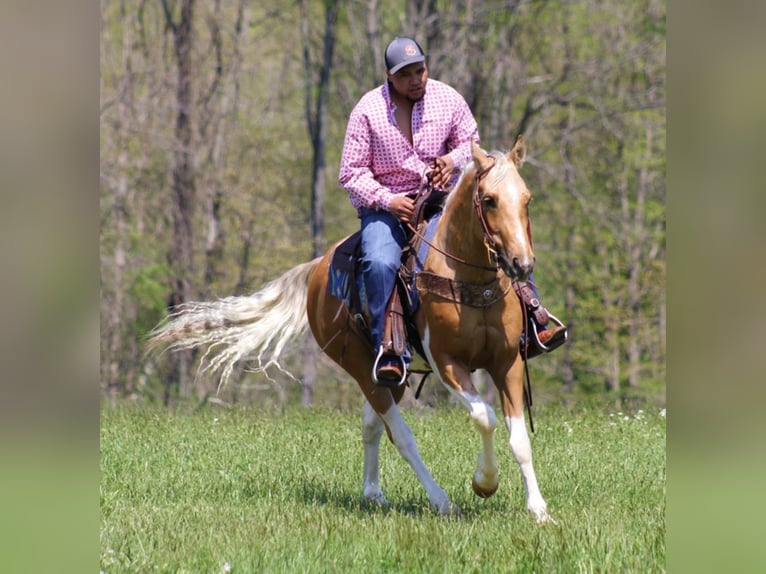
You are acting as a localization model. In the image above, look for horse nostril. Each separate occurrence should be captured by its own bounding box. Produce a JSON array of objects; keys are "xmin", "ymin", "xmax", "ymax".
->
[{"xmin": 510, "ymin": 256, "xmax": 534, "ymax": 279}]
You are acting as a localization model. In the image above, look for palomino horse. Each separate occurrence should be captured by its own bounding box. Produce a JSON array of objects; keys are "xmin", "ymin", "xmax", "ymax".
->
[{"xmin": 149, "ymin": 136, "xmax": 553, "ymax": 522}]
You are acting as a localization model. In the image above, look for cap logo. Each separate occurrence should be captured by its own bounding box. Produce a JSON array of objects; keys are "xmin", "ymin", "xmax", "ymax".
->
[{"xmin": 405, "ymin": 44, "xmax": 417, "ymax": 56}]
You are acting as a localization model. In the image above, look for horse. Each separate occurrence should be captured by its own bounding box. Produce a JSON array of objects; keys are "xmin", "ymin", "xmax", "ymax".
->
[{"xmin": 148, "ymin": 136, "xmax": 554, "ymax": 522}]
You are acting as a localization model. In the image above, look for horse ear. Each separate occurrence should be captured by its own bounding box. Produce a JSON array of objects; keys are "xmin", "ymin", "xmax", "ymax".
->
[
  {"xmin": 471, "ymin": 139, "xmax": 493, "ymax": 172},
  {"xmin": 509, "ymin": 135, "xmax": 526, "ymax": 168}
]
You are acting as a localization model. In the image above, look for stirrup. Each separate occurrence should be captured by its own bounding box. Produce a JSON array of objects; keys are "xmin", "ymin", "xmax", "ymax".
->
[
  {"xmin": 522, "ymin": 313, "xmax": 567, "ymax": 360},
  {"xmin": 372, "ymin": 346, "xmax": 408, "ymax": 387},
  {"xmin": 530, "ymin": 312, "xmax": 568, "ymax": 352}
]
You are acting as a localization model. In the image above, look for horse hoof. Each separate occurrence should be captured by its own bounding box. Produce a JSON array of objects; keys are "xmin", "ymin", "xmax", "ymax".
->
[
  {"xmin": 442, "ymin": 502, "xmax": 462, "ymax": 518},
  {"xmin": 471, "ymin": 477, "xmax": 499, "ymax": 498},
  {"xmin": 531, "ymin": 508, "xmax": 557, "ymax": 524},
  {"xmin": 362, "ymin": 492, "xmax": 389, "ymax": 507}
]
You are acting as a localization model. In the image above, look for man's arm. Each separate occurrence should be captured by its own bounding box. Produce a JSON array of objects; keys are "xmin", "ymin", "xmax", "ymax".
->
[
  {"xmin": 445, "ymin": 94, "xmax": 479, "ymax": 173},
  {"xmin": 338, "ymin": 111, "xmax": 394, "ymax": 211}
]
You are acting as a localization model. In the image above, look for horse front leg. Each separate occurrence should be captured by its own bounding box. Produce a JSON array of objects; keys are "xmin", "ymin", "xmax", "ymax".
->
[
  {"xmin": 440, "ymin": 374, "xmax": 500, "ymax": 499},
  {"xmin": 499, "ymin": 362, "xmax": 555, "ymax": 523}
]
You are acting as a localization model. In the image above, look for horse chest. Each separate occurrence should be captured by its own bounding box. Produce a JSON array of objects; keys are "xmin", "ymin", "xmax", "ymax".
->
[{"xmin": 422, "ymin": 302, "xmax": 513, "ymax": 356}]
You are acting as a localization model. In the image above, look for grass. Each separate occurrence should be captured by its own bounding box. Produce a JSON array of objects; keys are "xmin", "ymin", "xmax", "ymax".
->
[{"xmin": 100, "ymin": 402, "xmax": 665, "ymax": 573}]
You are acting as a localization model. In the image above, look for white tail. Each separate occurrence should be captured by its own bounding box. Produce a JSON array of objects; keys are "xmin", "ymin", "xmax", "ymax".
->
[{"xmin": 147, "ymin": 258, "xmax": 321, "ymax": 390}]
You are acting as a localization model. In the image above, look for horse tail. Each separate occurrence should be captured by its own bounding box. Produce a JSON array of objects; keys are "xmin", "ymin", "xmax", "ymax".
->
[{"xmin": 147, "ymin": 258, "xmax": 321, "ymax": 390}]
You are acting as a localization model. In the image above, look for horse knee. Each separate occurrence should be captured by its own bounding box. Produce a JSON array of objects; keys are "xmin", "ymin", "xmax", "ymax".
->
[{"xmin": 469, "ymin": 400, "xmax": 497, "ymax": 435}]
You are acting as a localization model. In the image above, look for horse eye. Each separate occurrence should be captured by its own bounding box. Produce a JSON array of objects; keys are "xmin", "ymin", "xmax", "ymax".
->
[{"xmin": 482, "ymin": 196, "xmax": 497, "ymax": 209}]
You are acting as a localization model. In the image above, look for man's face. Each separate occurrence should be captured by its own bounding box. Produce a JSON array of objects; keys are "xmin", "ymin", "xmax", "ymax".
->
[{"xmin": 387, "ymin": 62, "xmax": 428, "ymax": 103}]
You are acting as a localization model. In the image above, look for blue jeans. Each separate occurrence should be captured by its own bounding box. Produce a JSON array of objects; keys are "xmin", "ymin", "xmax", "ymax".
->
[{"xmin": 359, "ymin": 208, "xmax": 410, "ymax": 361}]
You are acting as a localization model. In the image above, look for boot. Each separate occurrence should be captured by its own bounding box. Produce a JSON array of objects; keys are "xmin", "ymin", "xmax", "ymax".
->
[
  {"xmin": 373, "ymin": 347, "xmax": 407, "ymax": 386},
  {"xmin": 522, "ymin": 322, "xmax": 567, "ymax": 360},
  {"xmin": 516, "ymin": 280, "xmax": 568, "ymax": 360}
]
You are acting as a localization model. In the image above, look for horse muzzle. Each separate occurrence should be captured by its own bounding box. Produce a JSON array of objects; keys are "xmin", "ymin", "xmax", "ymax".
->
[{"xmin": 497, "ymin": 252, "xmax": 535, "ymax": 281}]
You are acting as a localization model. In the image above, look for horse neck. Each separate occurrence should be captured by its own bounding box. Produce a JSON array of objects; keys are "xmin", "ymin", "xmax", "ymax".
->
[{"xmin": 435, "ymin": 172, "xmax": 497, "ymax": 281}]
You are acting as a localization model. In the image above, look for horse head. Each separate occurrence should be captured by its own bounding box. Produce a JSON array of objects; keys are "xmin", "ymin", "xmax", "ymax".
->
[{"xmin": 470, "ymin": 136, "xmax": 535, "ymax": 281}]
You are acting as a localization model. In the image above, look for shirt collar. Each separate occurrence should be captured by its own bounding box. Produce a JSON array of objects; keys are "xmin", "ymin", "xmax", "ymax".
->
[{"xmin": 383, "ymin": 80, "xmax": 426, "ymax": 113}]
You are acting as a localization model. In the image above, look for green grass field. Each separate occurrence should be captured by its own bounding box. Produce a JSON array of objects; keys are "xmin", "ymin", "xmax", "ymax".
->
[{"xmin": 100, "ymin": 402, "xmax": 665, "ymax": 573}]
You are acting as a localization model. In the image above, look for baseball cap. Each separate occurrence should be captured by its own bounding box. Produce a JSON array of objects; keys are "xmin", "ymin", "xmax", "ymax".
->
[{"xmin": 385, "ymin": 37, "xmax": 426, "ymax": 74}]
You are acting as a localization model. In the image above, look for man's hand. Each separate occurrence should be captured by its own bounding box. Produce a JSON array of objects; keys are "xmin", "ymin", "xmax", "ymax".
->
[
  {"xmin": 389, "ymin": 194, "xmax": 415, "ymax": 223},
  {"xmin": 428, "ymin": 155, "xmax": 455, "ymax": 189}
]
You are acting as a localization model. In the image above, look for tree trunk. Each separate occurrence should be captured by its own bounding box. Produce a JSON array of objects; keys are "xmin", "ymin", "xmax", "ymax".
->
[
  {"xmin": 163, "ymin": 0, "xmax": 196, "ymax": 402},
  {"xmin": 300, "ymin": 0, "xmax": 340, "ymax": 407}
]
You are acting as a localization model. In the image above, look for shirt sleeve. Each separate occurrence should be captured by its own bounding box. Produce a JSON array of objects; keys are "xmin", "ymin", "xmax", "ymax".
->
[
  {"xmin": 445, "ymin": 93, "xmax": 479, "ymax": 171},
  {"xmin": 338, "ymin": 109, "xmax": 394, "ymax": 211}
]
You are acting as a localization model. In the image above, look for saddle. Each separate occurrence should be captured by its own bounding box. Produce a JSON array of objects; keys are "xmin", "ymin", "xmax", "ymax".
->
[{"xmin": 328, "ymin": 188, "xmax": 446, "ymax": 364}]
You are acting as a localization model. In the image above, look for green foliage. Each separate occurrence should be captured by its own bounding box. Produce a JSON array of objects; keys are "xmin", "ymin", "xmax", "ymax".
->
[
  {"xmin": 101, "ymin": 404, "xmax": 665, "ymax": 572},
  {"xmin": 100, "ymin": 0, "xmax": 665, "ymax": 405},
  {"xmin": 129, "ymin": 262, "xmax": 172, "ymax": 337}
]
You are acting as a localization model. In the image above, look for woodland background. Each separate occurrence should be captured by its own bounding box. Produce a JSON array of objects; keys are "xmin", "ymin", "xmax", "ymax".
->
[{"xmin": 99, "ymin": 0, "xmax": 665, "ymax": 408}]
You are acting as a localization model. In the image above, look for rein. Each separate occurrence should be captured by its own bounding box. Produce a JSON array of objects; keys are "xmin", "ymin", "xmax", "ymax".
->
[
  {"xmin": 513, "ymin": 280, "xmax": 535, "ymax": 433},
  {"xmin": 405, "ymin": 222, "xmax": 498, "ymax": 273}
]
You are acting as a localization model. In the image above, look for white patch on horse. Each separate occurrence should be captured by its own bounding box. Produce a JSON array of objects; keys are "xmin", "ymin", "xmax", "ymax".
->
[
  {"xmin": 501, "ymin": 178, "xmax": 531, "ymax": 264},
  {"xmin": 506, "ymin": 415, "xmax": 555, "ymax": 523},
  {"xmin": 380, "ymin": 403, "xmax": 456, "ymax": 515},
  {"xmin": 361, "ymin": 401, "xmax": 388, "ymax": 505},
  {"xmin": 420, "ymin": 324, "xmax": 443, "ymax": 379},
  {"xmin": 422, "ymin": 325, "xmax": 499, "ymax": 496}
]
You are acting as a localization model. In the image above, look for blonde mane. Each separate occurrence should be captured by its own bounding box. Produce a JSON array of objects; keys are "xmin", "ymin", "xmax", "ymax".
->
[{"xmin": 443, "ymin": 150, "xmax": 512, "ymax": 212}]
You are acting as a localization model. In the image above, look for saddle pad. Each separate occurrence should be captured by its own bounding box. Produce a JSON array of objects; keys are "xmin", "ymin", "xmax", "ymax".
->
[
  {"xmin": 331, "ymin": 232, "xmax": 361, "ymax": 272},
  {"xmin": 327, "ymin": 263, "xmax": 352, "ymax": 304},
  {"xmin": 327, "ymin": 232, "xmax": 366, "ymax": 313}
]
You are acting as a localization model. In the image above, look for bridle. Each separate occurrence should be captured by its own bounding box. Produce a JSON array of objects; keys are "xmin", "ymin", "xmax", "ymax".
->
[{"xmin": 472, "ymin": 154, "xmax": 502, "ymax": 263}]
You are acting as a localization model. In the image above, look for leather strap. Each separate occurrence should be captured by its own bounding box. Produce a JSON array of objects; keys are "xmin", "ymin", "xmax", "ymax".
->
[
  {"xmin": 382, "ymin": 287, "xmax": 407, "ymax": 356},
  {"xmin": 415, "ymin": 271, "xmax": 512, "ymax": 308},
  {"xmin": 516, "ymin": 281, "xmax": 549, "ymax": 326}
]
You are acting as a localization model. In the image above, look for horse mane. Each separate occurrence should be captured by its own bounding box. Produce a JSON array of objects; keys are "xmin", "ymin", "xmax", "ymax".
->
[{"xmin": 443, "ymin": 150, "xmax": 512, "ymax": 212}]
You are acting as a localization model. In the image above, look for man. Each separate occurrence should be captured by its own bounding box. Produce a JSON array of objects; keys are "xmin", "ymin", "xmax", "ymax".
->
[{"xmin": 339, "ymin": 37, "xmax": 565, "ymax": 385}]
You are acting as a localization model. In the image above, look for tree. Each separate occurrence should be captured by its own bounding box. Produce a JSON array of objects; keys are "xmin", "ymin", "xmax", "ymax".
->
[
  {"xmin": 99, "ymin": 0, "xmax": 666, "ymax": 408},
  {"xmin": 159, "ymin": 0, "xmax": 197, "ymax": 402},
  {"xmin": 299, "ymin": 0, "xmax": 342, "ymax": 406}
]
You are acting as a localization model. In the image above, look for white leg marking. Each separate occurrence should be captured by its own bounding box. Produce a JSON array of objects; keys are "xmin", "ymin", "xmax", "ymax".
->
[
  {"xmin": 380, "ymin": 403, "xmax": 457, "ymax": 515},
  {"xmin": 506, "ymin": 415, "xmax": 554, "ymax": 523},
  {"xmin": 361, "ymin": 401, "xmax": 388, "ymax": 505},
  {"xmin": 446, "ymin": 388, "xmax": 500, "ymax": 496},
  {"xmin": 422, "ymin": 327, "xmax": 499, "ymax": 496}
]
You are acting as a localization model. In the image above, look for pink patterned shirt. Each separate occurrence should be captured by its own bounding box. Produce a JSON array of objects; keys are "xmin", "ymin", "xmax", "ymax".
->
[{"xmin": 339, "ymin": 79, "xmax": 479, "ymax": 212}]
